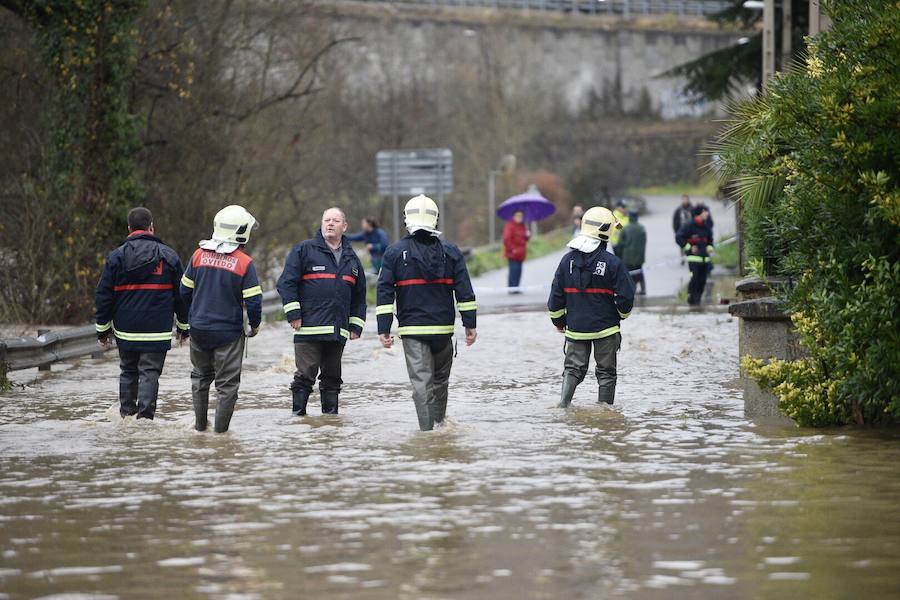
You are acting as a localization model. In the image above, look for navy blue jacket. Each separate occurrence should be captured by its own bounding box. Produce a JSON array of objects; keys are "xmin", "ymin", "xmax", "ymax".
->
[
  {"xmin": 548, "ymin": 244, "xmax": 634, "ymax": 341},
  {"xmin": 346, "ymin": 228, "xmax": 389, "ymax": 260},
  {"xmin": 676, "ymin": 218, "xmax": 715, "ymax": 264},
  {"xmin": 180, "ymin": 247, "xmax": 263, "ymax": 350},
  {"xmin": 95, "ymin": 231, "xmax": 189, "ymax": 353},
  {"xmin": 376, "ymin": 232, "xmax": 476, "ymax": 338},
  {"xmin": 276, "ymin": 232, "xmax": 367, "ymax": 343}
]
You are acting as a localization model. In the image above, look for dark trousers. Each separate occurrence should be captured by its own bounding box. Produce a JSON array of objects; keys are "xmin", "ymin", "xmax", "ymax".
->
[
  {"xmin": 627, "ymin": 263, "xmax": 646, "ymax": 295},
  {"xmin": 563, "ymin": 334, "xmax": 620, "ymax": 404},
  {"xmin": 688, "ymin": 262, "xmax": 709, "ymax": 305},
  {"xmin": 291, "ymin": 341, "xmax": 345, "ymax": 394},
  {"xmin": 118, "ymin": 349, "xmax": 167, "ymax": 419},
  {"xmin": 507, "ymin": 259, "xmax": 523, "ymax": 289},
  {"xmin": 401, "ymin": 336, "xmax": 454, "ymax": 431},
  {"xmin": 190, "ymin": 336, "xmax": 245, "ymax": 433}
]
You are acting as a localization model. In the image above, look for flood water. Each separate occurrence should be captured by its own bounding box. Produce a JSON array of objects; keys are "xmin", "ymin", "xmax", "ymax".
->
[{"xmin": 2, "ymin": 309, "xmax": 899, "ymax": 599}]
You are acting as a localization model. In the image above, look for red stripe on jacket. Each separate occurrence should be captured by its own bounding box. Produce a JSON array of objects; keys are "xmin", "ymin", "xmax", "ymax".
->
[
  {"xmin": 563, "ymin": 287, "xmax": 614, "ymax": 295},
  {"xmin": 302, "ymin": 273, "xmax": 336, "ymax": 280},
  {"xmin": 114, "ymin": 283, "xmax": 174, "ymax": 291},
  {"xmin": 395, "ymin": 278, "xmax": 454, "ymax": 287}
]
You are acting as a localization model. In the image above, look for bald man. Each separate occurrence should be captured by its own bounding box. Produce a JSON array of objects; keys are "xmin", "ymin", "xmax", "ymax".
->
[{"xmin": 276, "ymin": 208, "xmax": 367, "ymax": 415}]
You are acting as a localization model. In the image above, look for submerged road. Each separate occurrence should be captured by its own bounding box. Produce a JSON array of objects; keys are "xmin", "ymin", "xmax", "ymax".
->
[
  {"xmin": 3, "ymin": 307, "xmax": 900, "ymax": 599},
  {"xmin": 472, "ymin": 194, "xmax": 735, "ymax": 310}
]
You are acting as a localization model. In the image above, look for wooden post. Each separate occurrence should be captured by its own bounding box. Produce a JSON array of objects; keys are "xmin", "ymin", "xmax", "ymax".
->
[
  {"xmin": 762, "ymin": 0, "xmax": 776, "ymax": 86},
  {"xmin": 781, "ymin": 0, "xmax": 792, "ymax": 70},
  {"xmin": 809, "ymin": 0, "xmax": 832, "ymax": 35}
]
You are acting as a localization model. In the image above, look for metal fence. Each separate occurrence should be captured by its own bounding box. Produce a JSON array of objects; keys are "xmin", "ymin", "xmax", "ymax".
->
[
  {"xmin": 356, "ymin": 0, "xmax": 734, "ymax": 18},
  {"xmin": 0, "ymin": 290, "xmax": 284, "ymax": 374}
]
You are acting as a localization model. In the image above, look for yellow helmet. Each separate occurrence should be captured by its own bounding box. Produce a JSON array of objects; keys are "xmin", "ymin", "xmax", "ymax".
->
[
  {"xmin": 404, "ymin": 194, "xmax": 440, "ymax": 234},
  {"xmin": 212, "ymin": 205, "xmax": 259, "ymax": 245},
  {"xmin": 579, "ymin": 206, "xmax": 621, "ymax": 241}
]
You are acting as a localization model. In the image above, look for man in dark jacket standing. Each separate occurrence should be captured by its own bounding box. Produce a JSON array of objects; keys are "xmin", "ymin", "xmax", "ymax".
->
[
  {"xmin": 676, "ymin": 205, "xmax": 715, "ymax": 306},
  {"xmin": 548, "ymin": 206, "xmax": 634, "ymax": 408},
  {"xmin": 277, "ymin": 207, "xmax": 367, "ymax": 416},
  {"xmin": 615, "ymin": 210, "xmax": 647, "ymax": 295},
  {"xmin": 346, "ymin": 216, "xmax": 390, "ymax": 274},
  {"xmin": 180, "ymin": 204, "xmax": 263, "ymax": 433},
  {"xmin": 376, "ymin": 195, "xmax": 477, "ymax": 431},
  {"xmin": 95, "ymin": 207, "xmax": 189, "ymax": 419}
]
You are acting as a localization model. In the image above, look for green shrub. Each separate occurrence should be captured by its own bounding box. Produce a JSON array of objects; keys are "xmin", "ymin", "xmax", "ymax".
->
[{"xmin": 717, "ymin": 0, "xmax": 900, "ymax": 426}]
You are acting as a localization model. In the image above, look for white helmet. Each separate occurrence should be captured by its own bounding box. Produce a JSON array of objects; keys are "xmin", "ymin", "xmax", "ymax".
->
[
  {"xmin": 404, "ymin": 194, "xmax": 440, "ymax": 234},
  {"xmin": 580, "ymin": 206, "xmax": 621, "ymax": 241},
  {"xmin": 200, "ymin": 205, "xmax": 259, "ymax": 253},
  {"xmin": 567, "ymin": 206, "xmax": 621, "ymax": 253}
]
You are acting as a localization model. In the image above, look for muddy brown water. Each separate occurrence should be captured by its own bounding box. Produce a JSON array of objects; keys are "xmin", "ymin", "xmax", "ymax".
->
[{"xmin": 2, "ymin": 310, "xmax": 899, "ymax": 599}]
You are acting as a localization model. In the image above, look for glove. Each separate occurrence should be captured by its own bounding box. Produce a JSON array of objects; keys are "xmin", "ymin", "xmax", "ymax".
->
[{"xmin": 246, "ymin": 326, "xmax": 259, "ymax": 338}]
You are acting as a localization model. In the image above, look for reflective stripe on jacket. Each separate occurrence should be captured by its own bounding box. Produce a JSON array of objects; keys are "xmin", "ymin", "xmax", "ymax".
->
[
  {"xmin": 276, "ymin": 232, "xmax": 367, "ymax": 343},
  {"xmin": 676, "ymin": 218, "xmax": 715, "ymax": 263},
  {"xmin": 94, "ymin": 231, "xmax": 189, "ymax": 353},
  {"xmin": 376, "ymin": 232, "xmax": 476, "ymax": 338},
  {"xmin": 547, "ymin": 244, "xmax": 634, "ymax": 341}
]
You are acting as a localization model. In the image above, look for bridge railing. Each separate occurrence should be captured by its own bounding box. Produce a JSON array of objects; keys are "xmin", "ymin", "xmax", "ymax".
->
[
  {"xmin": 355, "ymin": 0, "xmax": 733, "ymax": 18},
  {"xmin": 0, "ymin": 290, "xmax": 284, "ymax": 374}
]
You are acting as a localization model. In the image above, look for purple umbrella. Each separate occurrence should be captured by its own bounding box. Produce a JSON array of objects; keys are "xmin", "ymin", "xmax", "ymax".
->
[{"xmin": 497, "ymin": 184, "xmax": 557, "ymax": 222}]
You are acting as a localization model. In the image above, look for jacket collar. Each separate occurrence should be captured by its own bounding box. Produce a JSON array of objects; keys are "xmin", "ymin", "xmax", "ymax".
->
[
  {"xmin": 126, "ymin": 230, "xmax": 162, "ymax": 243},
  {"xmin": 315, "ymin": 229, "xmax": 351, "ymax": 252}
]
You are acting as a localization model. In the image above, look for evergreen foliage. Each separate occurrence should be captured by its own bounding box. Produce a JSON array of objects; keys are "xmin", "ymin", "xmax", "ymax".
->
[{"xmin": 717, "ymin": 0, "xmax": 900, "ymax": 425}]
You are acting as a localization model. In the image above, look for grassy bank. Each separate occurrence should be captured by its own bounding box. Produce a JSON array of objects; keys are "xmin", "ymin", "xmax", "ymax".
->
[{"xmin": 627, "ymin": 177, "xmax": 719, "ymax": 199}]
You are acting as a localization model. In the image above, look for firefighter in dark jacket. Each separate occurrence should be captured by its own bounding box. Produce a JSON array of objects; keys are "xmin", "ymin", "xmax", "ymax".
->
[
  {"xmin": 675, "ymin": 205, "xmax": 715, "ymax": 306},
  {"xmin": 277, "ymin": 207, "xmax": 367, "ymax": 416},
  {"xmin": 376, "ymin": 195, "xmax": 477, "ymax": 431},
  {"xmin": 180, "ymin": 205, "xmax": 263, "ymax": 433},
  {"xmin": 95, "ymin": 207, "xmax": 189, "ymax": 419},
  {"xmin": 548, "ymin": 206, "xmax": 635, "ymax": 408}
]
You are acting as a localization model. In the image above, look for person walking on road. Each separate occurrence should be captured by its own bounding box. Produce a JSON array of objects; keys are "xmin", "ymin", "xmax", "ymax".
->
[
  {"xmin": 180, "ymin": 205, "xmax": 263, "ymax": 433},
  {"xmin": 502, "ymin": 209, "xmax": 530, "ymax": 293},
  {"xmin": 376, "ymin": 195, "xmax": 477, "ymax": 431},
  {"xmin": 673, "ymin": 194, "xmax": 693, "ymax": 262},
  {"xmin": 277, "ymin": 207, "xmax": 367, "ymax": 416},
  {"xmin": 548, "ymin": 206, "xmax": 635, "ymax": 408},
  {"xmin": 346, "ymin": 216, "xmax": 389, "ymax": 274},
  {"xmin": 95, "ymin": 207, "xmax": 190, "ymax": 420},
  {"xmin": 615, "ymin": 209, "xmax": 647, "ymax": 295},
  {"xmin": 676, "ymin": 205, "xmax": 715, "ymax": 306}
]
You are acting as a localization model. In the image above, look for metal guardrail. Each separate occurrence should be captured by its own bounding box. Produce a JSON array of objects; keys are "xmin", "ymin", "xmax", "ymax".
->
[
  {"xmin": 0, "ymin": 290, "xmax": 284, "ymax": 374},
  {"xmin": 356, "ymin": 0, "xmax": 733, "ymax": 18}
]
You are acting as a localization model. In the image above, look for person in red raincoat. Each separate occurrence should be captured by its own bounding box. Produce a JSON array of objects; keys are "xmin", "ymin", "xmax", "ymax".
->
[{"xmin": 503, "ymin": 210, "xmax": 530, "ymax": 294}]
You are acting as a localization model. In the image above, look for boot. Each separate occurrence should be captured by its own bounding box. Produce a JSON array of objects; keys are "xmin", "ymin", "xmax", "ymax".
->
[
  {"xmin": 558, "ymin": 374, "xmax": 579, "ymax": 408},
  {"xmin": 214, "ymin": 396, "xmax": 236, "ymax": 433},
  {"xmin": 291, "ymin": 387, "xmax": 310, "ymax": 416},
  {"xmin": 321, "ymin": 390, "xmax": 339, "ymax": 415},
  {"xmin": 193, "ymin": 395, "xmax": 208, "ymax": 431},
  {"xmin": 597, "ymin": 382, "xmax": 616, "ymax": 406}
]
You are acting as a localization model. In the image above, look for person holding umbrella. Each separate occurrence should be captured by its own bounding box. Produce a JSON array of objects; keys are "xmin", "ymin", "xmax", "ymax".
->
[
  {"xmin": 502, "ymin": 210, "xmax": 530, "ymax": 294},
  {"xmin": 496, "ymin": 184, "xmax": 556, "ymax": 294}
]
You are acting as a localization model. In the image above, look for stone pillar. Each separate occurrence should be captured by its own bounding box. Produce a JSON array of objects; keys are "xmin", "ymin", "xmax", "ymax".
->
[{"xmin": 727, "ymin": 278, "xmax": 805, "ymax": 418}]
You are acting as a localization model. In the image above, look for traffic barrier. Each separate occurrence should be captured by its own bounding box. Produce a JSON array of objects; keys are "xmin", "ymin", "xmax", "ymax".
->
[{"xmin": 0, "ymin": 290, "xmax": 283, "ymax": 374}]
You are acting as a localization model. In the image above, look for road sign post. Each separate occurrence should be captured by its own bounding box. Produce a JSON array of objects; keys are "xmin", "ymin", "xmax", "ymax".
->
[{"xmin": 377, "ymin": 148, "xmax": 453, "ymax": 239}]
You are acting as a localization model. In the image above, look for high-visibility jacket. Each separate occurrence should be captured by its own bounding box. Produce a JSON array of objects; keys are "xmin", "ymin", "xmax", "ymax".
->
[
  {"xmin": 609, "ymin": 208, "xmax": 630, "ymax": 246},
  {"xmin": 376, "ymin": 232, "xmax": 476, "ymax": 338},
  {"xmin": 676, "ymin": 218, "xmax": 715, "ymax": 264},
  {"xmin": 180, "ymin": 247, "xmax": 263, "ymax": 350},
  {"xmin": 276, "ymin": 232, "xmax": 367, "ymax": 343},
  {"xmin": 95, "ymin": 231, "xmax": 189, "ymax": 352},
  {"xmin": 547, "ymin": 244, "xmax": 634, "ymax": 341}
]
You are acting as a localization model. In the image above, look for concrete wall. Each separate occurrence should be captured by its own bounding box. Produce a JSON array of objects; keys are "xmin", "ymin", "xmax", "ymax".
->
[{"xmin": 320, "ymin": 8, "xmax": 744, "ymax": 118}]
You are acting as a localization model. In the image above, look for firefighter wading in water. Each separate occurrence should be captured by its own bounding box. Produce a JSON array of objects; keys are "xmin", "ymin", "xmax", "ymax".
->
[
  {"xmin": 377, "ymin": 195, "xmax": 477, "ymax": 431},
  {"xmin": 277, "ymin": 207, "xmax": 367, "ymax": 416},
  {"xmin": 548, "ymin": 206, "xmax": 635, "ymax": 407}
]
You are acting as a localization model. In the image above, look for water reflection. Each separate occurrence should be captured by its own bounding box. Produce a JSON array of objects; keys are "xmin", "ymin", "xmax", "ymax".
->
[{"xmin": 1, "ymin": 310, "xmax": 899, "ymax": 599}]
